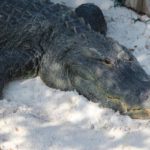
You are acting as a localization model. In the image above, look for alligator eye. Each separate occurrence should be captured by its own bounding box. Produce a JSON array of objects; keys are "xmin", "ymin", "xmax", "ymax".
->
[
  {"xmin": 102, "ymin": 58, "xmax": 114, "ymax": 68},
  {"xmin": 103, "ymin": 58, "xmax": 112, "ymax": 65}
]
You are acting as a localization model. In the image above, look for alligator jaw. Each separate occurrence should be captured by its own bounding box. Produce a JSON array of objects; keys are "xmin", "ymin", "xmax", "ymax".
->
[
  {"xmin": 128, "ymin": 90, "xmax": 150, "ymax": 119},
  {"xmin": 125, "ymin": 108, "xmax": 150, "ymax": 119},
  {"xmin": 107, "ymin": 91, "xmax": 150, "ymax": 119},
  {"xmin": 100, "ymin": 93, "xmax": 150, "ymax": 119}
]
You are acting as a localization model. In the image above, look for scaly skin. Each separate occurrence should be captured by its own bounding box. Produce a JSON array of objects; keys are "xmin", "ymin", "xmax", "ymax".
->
[
  {"xmin": 75, "ymin": 3, "xmax": 107, "ymax": 35},
  {"xmin": 0, "ymin": 0, "xmax": 150, "ymax": 119}
]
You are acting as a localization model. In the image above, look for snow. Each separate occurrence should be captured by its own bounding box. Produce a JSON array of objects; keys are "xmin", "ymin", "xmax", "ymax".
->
[{"xmin": 1, "ymin": 0, "xmax": 150, "ymax": 149}]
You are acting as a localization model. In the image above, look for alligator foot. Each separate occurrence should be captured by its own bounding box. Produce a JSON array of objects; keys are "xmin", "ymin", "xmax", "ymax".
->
[{"xmin": 75, "ymin": 3, "xmax": 107, "ymax": 35}]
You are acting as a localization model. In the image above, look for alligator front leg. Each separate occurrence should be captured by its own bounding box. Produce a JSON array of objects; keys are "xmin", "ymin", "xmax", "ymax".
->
[{"xmin": 0, "ymin": 48, "xmax": 39, "ymax": 99}]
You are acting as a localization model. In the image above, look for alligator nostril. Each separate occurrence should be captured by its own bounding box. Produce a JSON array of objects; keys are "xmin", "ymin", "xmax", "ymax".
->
[
  {"xmin": 128, "ymin": 57, "xmax": 134, "ymax": 62},
  {"xmin": 140, "ymin": 90, "xmax": 150, "ymax": 108}
]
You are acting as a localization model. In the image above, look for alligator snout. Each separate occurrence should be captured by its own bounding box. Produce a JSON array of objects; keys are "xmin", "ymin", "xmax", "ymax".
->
[{"xmin": 122, "ymin": 88, "xmax": 150, "ymax": 119}]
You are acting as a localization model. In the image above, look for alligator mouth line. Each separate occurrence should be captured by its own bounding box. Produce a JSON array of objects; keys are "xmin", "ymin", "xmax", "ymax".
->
[
  {"xmin": 125, "ymin": 108, "xmax": 150, "ymax": 119},
  {"xmin": 104, "ymin": 94, "xmax": 150, "ymax": 119}
]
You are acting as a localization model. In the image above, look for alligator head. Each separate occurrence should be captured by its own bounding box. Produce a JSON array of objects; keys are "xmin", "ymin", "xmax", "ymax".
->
[{"xmin": 40, "ymin": 30, "xmax": 150, "ymax": 119}]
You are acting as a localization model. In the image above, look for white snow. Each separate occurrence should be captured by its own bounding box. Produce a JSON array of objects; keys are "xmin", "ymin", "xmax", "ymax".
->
[{"xmin": 1, "ymin": 0, "xmax": 150, "ymax": 150}]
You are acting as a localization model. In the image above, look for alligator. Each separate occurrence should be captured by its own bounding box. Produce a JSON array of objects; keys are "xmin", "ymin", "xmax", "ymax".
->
[{"xmin": 0, "ymin": 0, "xmax": 150, "ymax": 119}]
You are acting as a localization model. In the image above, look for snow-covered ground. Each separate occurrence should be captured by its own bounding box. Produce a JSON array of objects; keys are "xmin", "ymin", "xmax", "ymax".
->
[{"xmin": 1, "ymin": 0, "xmax": 150, "ymax": 150}]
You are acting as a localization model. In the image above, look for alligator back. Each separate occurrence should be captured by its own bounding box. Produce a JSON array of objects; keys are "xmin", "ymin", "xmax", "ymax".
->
[
  {"xmin": 0, "ymin": 0, "xmax": 70, "ymax": 49},
  {"xmin": 0, "ymin": 0, "xmax": 68, "ymax": 29}
]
